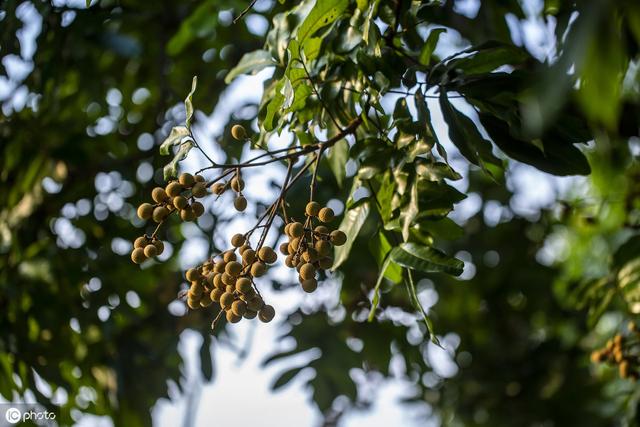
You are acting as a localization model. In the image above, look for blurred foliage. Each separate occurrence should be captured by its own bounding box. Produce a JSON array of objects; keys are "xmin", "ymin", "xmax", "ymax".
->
[{"xmin": 0, "ymin": 0, "xmax": 639, "ymax": 426}]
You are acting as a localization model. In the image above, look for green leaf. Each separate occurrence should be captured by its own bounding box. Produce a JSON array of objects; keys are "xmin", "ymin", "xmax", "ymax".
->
[
  {"xmin": 263, "ymin": 80, "xmax": 285, "ymax": 131},
  {"xmin": 405, "ymin": 269, "xmax": 438, "ymax": 344},
  {"xmin": 333, "ymin": 201, "xmax": 370, "ymax": 270},
  {"xmin": 297, "ymin": 0, "xmax": 349, "ymax": 44},
  {"xmin": 159, "ymin": 126, "xmax": 190, "ymax": 155},
  {"xmin": 271, "ymin": 366, "xmax": 305, "ymax": 390},
  {"xmin": 163, "ymin": 140, "xmax": 194, "ymax": 181},
  {"xmin": 390, "ymin": 242, "xmax": 464, "ymax": 276},
  {"xmin": 419, "ymin": 28, "xmax": 446, "ymax": 65},
  {"xmin": 185, "ymin": 76, "xmax": 197, "ymax": 129},
  {"xmin": 415, "ymin": 159, "xmax": 461, "ymax": 182},
  {"xmin": 327, "ymin": 139, "xmax": 348, "ymax": 188},
  {"xmin": 369, "ymin": 231, "xmax": 402, "ymax": 284},
  {"xmin": 225, "ymin": 50, "xmax": 276, "ymax": 84},
  {"xmin": 439, "ymin": 91, "xmax": 501, "ymax": 168}
]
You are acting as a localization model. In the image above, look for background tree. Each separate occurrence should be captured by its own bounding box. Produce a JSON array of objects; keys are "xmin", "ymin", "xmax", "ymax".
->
[{"xmin": 0, "ymin": 0, "xmax": 639, "ymax": 426}]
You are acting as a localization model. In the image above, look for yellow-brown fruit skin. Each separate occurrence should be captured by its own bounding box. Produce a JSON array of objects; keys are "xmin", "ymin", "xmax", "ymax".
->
[
  {"xmin": 223, "ymin": 251, "xmax": 237, "ymax": 263},
  {"xmin": 318, "ymin": 207, "xmax": 335, "ymax": 223},
  {"xmin": 186, "ymin": 268, "xmax": 201, "ymax": 282},
  {"xmin": 137, "ymin": 203, "xmax": 154, "ymax": 220},
  {"xmin": 243, "ymin": 310, "xmax": 258, "ymax": 319},
  {"xmin": 289, "ymin": 222, "xmax": 304, "ymax": 238},
  {"xmin": 179, "ymin": 173, "xmax": 195, "ymax": 187},
  {"xmin": 131, "ymin": 248, "xmax": 146, "ymax": 264},
  {"xmin": 300, "ymin": 263, "xmax": 316, "ymax": 280},
  {"xmin": 180, "ymin": 208, "xmax": 196, "ymax": 222},
  {"xmin": 143, "ymin": 244, "xmax": 158, "ymax": 258},
  {"xmin": 152, "ymin": 206, "xmax": 169, "ymax": 223},
  {"xmin": 191, "ymin": 201, "xmax": 205, "ymax": 217},
  {"xmin": 192, "ymin": 182, "xmax": 207, "ymax": 198},
  {"xmin": 330, "ymin": 230, "xmax": 347, "ymax": 246},
  {"xmin": 234, "ymin": 196, "xmax": 247, "ymax": 212},
  {"xmin": 225, "ymin": 261, "xmax": 243, "ymax": 277},
  {"xmin": 211, "ymin": 182, "xmax": 225, "ymax": 195},
  {"xmin": 301, "ymin": 278, "xmax": 318, "ymax": 293},
  {"xmin": 319, "ymin": 257, "xmax": 333, "ymax": 270},
  {"xmin": 258, "ymin": 247, "xmax": 277, "ymax": 264},
  {"xmin": 247, "ymin": 296, "xmax": 264, "ymax": 311},
  {"xmin": 305, "ymin": 201, "xmax": 321, "ymax": 217},
  {"xmin": 231, "ymin": 177, "xmax": 245, "ymax": 192},
  {"xmin": 173, "ymin": 196, "xmax": 188, "ymax": 210},
  {"xmin": 231, "ymin": 233, "xmax": 246, "ymax": 247},
  {"xmin": 210, "ymin": 289, "xmax": 223, "ymax": 302},
  {"xmin": 232, "ymin": 300, "xmax": 247, "ymax": 317},
  {"xmin": 231, "ymin": 124, "xmax": 247, "ymax": 140},
  {"xmin": 251, "ymin": 262, "xmax": 267, "ymax": 277},
  {"xmin": 166, "ymin": 182, "xmax": 183, "ymax": 198},
  {"xmin": 236, "ymin": 278, "xmax": 252, "ymax": 294},
  {"xmin": 152, "ymin": 187, "xmax": 168, "ymax": 203},
  {"xmin": 134, "ymin": 236, "xmax": 148, "ymax": 249},
  {"xmin": 220, "ymin": 292, "xmax": 235, "ymax": 309},
  {"xmin": 242, "ymin": 249, "xmax": 256, "ymax": 264},
  {"xmin": 226, "ymin": 310, "xmax": 242, "ymax": 324},
  {"xmin": 258, "ymin": 305, "xmax": 276, "ymax": 323}
]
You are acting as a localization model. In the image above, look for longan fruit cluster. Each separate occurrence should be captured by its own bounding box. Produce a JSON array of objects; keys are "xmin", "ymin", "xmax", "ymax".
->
[
  {"xmin": 281, "ymin": 201, "xmax": 347, "ymax": 293},
  {"xmin": 210, "ymin": 170, "xmax": 247, "ymax": 212},
  {"xmin": 183, "ymin": 233, "xmax": 279, "ymax": 324},
  {"xmin": 130, "ymin": 235, "xmax": 165, "ymax": 264},
  {"xmin": 591, "ymin": 322, "xmax": 640, "ymax": 380}
]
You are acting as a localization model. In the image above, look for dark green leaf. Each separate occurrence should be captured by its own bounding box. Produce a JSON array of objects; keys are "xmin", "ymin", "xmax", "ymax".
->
[{"xmin": 390, "ymin": 242, "xmax": 464, "ymax": 276}]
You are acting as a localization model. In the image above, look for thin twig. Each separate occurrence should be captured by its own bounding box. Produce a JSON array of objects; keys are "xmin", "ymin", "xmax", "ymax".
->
[{"xmin": 233, "ymin": 0, "xmax": 258, "ymax": 24}]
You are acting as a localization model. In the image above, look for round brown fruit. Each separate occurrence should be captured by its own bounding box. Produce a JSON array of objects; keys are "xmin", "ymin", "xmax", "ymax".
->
[
  {"xmin": 279, "ymin": 242, "xmax": 289, "ymax": 255},
  {"xmin": 242, "ymin": 249, "xmax": 256, "ymax": 264},
  {"xmin": 134, "ymin": 236, "xmax": 148, "ymax": 248},
  {"xmin": 152, "ymin": 206, "xmax": 169, "ymax": 223},
  {"xmin": 210, "ymin": 288, "xmax": 223, "ymax": 302},
  {"xmin": 166, "ymin": 181, "xmax": 183, "ymax": 197},
  {"xmin": 137, "ymin": 203, "xmax": 154, "ymax": 220},
  {"xmin": 314, "ymin": 225, "xmax": 329, "ymax": 235},
  {"xmin": 305, "ymin": 201, "xmax": 321, "ymax": 217},
  {"xmin": 301, "ymin": 278, "xmax": 318, "ymax": 293},
  {"xmin": 191, "ymin": 182, "xmax": 207, "ymax": 198},
  {"xmin": 231, "ymin": 233, "xmax": 245, "ymax": 247},
  {"xmin": 258, "ymin": 305, "xmax": 276, "ymax": 323},
  {"xmin": 180, "ymin": 207, "xmax": 196, "ymax": 221},
  {"xmin": 211, "ymin": 182, "xmax": 226, "ymax": 195},
  {"xmin": 234, "ymin": 196, "xmax": 247, "ymax": 212},
  {"xmin": 225, "ymin": 261, "xmax": 243, "ymax": 276},
  {"xmin": 247, "ymin": 296, "xmax": 264, "ymax": 311},
  {"xmin": 243, "ymin": 310, "xmax": 258, "ymax": 319},
  {"xmin": 223, "ymin": 251, "xmax": 237, "ymax": 263},
  {"xmin": 143, "ymin": 244, "xmax": 158, "ymax": 258},
  {"xmin": 187, "ymin": 298, "xmax": 199, "ymax": 310},
  {"xmin": 319, "ymin": 257, "xmax": 333, "ymax": 270},
  {"xmin": 152, "ymin": 187, "xmax": 168, "ymax": 203},
  {"xmin": 226, "ymin": 310, "xmax": 241, "ymax": 324},
  {"xmin": 258, "ymin": 246, "xmax": 277, "ymax": 264},
  {"xmin": 251, "ymin": 262, "xmax": 267, "ymax": 277},
  {"xmin": 186, "ymin": 268, "xmax": 201, "ymax": 282},
  {"xmin": 173, "ymin": 195, "xmax": 188, "ymax": 210},
  {"xmin": 232, "ymin": 300, "xmax": 247, "ymax": 317},
  {"xmin": 300, "ymin": 263, "xmax": 316, "ymax": 280},
  {"xmin": 195, "ymin": 174, "xmax": 205, "ymax": 183},
  {"xmin": 330, "ymin": 230, "xmax": 347, "ymax": 246},
  {"xmin": 231, "ymin": 124, "xmax": 247, "ymax": 140},
  {"xmin": 318, "ymin": 207, "xmax": 335, "ymax": 223},
  {"xmin": 236, "ymin": 277, "xmax": 252, "ymax": 294},
  {"xmin": 131, "ymin": 248, "xmax": 146, "ymax": 264},
  {"xmin": 220, "ymin": 292, "xmax": 235, "ymax": 309},
  {"xmin": 289, "ymin": 222, "xmax": 304, "ymax": 238},
  {"xmin": 315, "ymin": 240, "xmax": 331, "ymax": 257},
  {"xmin": 179, "ymin": 172, "xmax": 195, "ymax": 188},
  {"xmin": 191, "ymin": 201, "xmax": 205, "ymax": 217},
  {"xmin": 231, "ymin": 176, "xmax": 245, "ymax": 192}
]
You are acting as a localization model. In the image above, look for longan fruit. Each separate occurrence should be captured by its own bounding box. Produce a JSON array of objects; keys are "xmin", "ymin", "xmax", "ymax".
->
[
  {"xmin": 238, "ymin": 243, "xmax": 251, "ymax": 254},
  {"xmin": 289, "ymin": 222, "xmax": 304, "ymax": 238},
  {"xmin": 242, "ymin": 249, "xmax": 256, "ymax": 264},
  {"xmin": 152, "ymin": 206, "xmax": 169, "ymax": 223},
  {"xmin": 231, "ymin": 176, "xmax": 245, "ymax": 192},
  {"xmin": 200, "ymin": 298, "xmax": 212, "ymax": 308},
  {"xmin": 234, "ymin": 196, "xmax": 247, "ymax": 212},
  {"xmin": 284, "ymin": 223, "xmax": 292, "ymax": 236},
  {"xmin": 289, "ymin": 237, "xmax": 302, "ymax": 252},
  {"xmin": 205, "ymin": 272, "xmax": 215, "ymax": 286},
  {"xmin": 134, "ymin": 236, "xmax": 148, "ymax": 249},
  {"xmin": 144, "ymin": 244, "xmax": 158, "ymax": 258},
  {"xmin": 179, "ymin": 172, "xmax": 195, "ymax": 188},
  {"xmin": 152, "ymin": 187, "xmax": 168, "ymax": 203},
  {"xmin": 318, "ymin": 207, "xmax": 334, "ymax": 223},
  {"xmin": 191, "ymin": 201, "xmax": 205, "ymax": 217},
  {"xmin": 258, "ymin": 246, "xmax": 277, "ymax": 264},
  {"xmin": 232, "ymin": 300, "xmax": 247, "ymax": 317},
  {"xmin": 231, "ymin": 233, "xmax": 245, "ymax": 247},
  {"xmin": 251, "ymin": 262, "xmax": 267, "ymax": 277},
  {"xmin": 214, "ymin": 262, "xmax": 226, "ymax": 274},
  {"xmin": 211, "ymin": 182, "xmax": 226, "ymax": 195},
  {"xmin": 195, "ymin": 174, "xmax": 205, "ymax": 183},
  {"xmin": 180, "ymin": 207, "xmax": 196, "ymax": 222},
  {"xmin": 303, "ymin": 248, "xmax": 319, "ymax": 263},
  {"xmin": 186, "ymin": 268, "xmax": 201, "ymax": 282},
  {"xmin": 315, "ymin": 240, "xmax": 331, "ymax": 257},
  {"xmin": 192, "ymin": 182, "xmax": 207, "ymax": 198},
  {"xmin": 319, "ymin": 257, "xmax": 333, "ymax": 270},
  {"xmin": 247, "ymin": 296, "xmax": 264, "ymax": 311},
  {"xmin": 223, "ymin": 251, "xmax": 237, "ymax": 263},
  {"xmin": 131, "ymin": 248, "xmax": 146, "ymax": 264},
  {"xmin": 231, "ymin": 124, "xmax": 247, "ymax": 140},
  {"xmin": 153, "ymin": 239, "xmax": 164, "ymax": 255},
  {"xmin": 285, "ymin": 255, "xmax": 295, "ymax": 268},
  {"xmin": 137, "ymin": 203, "xmax": 154, "ymax": 220},
  {"xmin": 221, "ymin": 272, "xmax": 235, "ymax": 286},
  {"xmin": 305, "ymin": 201, "xmax": 320, "ymax": 217},
  {"xmin": 225, "ymin": 261, "xmax": 243, "ymax": 276},
  {"xmin": 226, "ymin": 310, "xmax": 242, "ymax": 324},
  {"xmin": 279, "ymin": 242, "xmax": 289, "ymax": 255},
  {"xmin": 173, "ymin": 195, "xmax": 188, "ymax": 210},
  {"xmin": 314, "ymin": 225, "xmax": 329, "ymax": 235},
  {"xmin": 236, "ymin": 277, "xmax": 252, "ymax": 294},
  {"xmin": 220, "ymin": 292, "xmax": 235, "ymax": 309},
  {"xmin": 187, "ymin": 298, "xmax": 199, "ymax": 310},
  {"xmin": 301, "ymin": 278, "xmax": 318, "ymax": 293},
  {"xmin": 210, "ymin": 288, "xmax": 223, "ymax": 302},
  {"xmin": 225, "ymin": 285, "xmax": 235, "ymax": 294},
  {"xmin": 243, "ymin": 309, "xmax": 258, "ymax": 319},
  {"xmin": 166, "ymin": 181, "xmax": 183, "ymax": 197},
  {"xmin": 299, "ymin": 263, "xmax": 316, "ymax": 280},
  {"xmin": 258, "ymin": 305, "xmax": 275, "ymax": 323},
  {"xmin": 330, "ymin": 230, "xmax": 347, "ymax": 246}
]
